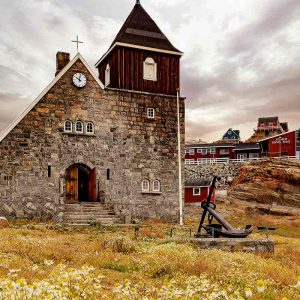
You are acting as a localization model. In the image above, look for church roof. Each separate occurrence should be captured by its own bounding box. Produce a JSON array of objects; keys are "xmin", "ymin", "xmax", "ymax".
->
[
  {"xmin": 0, "ymin": 54, "xmax": 104, "ymax": 143},
  {"xmin": 95, "ymin": 1, "xmax": 182, "ymax": 67}
]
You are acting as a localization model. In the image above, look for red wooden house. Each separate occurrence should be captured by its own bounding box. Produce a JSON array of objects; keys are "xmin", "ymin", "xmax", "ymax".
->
[
  {"xmin": 259, "ymin": 130, "xmax": 299, "ymax": 157},
  {"xmin": 185, "ymin": 178, "xmax": 215, "ymax": 204},
  {"xmin": 185, "ymin": 143, "xmax": 235, "ymax": 163}
]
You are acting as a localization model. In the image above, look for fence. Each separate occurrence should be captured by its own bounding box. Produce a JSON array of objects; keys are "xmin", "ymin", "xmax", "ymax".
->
[{"xmin": 185, "ymin": 156, "xmax": 299, "ymax": 166}]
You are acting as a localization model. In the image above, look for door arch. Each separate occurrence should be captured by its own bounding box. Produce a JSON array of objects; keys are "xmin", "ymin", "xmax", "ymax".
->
[{"xmin": 65, "ymin": 163, "xmax": 97, "ymax": 203}]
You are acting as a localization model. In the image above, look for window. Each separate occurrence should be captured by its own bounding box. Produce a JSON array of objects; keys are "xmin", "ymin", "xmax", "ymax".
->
[
  {"xmin": 105, "ymin": 64, "xmax": 110, "ymax": 86},
  {"xmin": 64, "ymin": 120, "xmax": 72, "ymax": 133},
  {"xmin": 210, "ymin": 148, "xmax": 216, "ymax": 154},
  {"xmin": 75, "ymin": 121, "xmax": 83, "ymax": 133},
  {"xmin": 193, "ymin": 188, "xmax": 201, "ymax": 196},
  {"xmin": 202, "ymin": 149, "xmax": 208, "ymax": 155},
  {"xmin": 143, "ymin": 57, "xmax": 157, "ymax": 81},
  {"xmin": 142, "ymin": 180, "xmax": 150, "ymax": 192},
  {"xmin": 147, "ymin": 108, "xmax": 155, "ymax": 119},
  {"xmin": 219, "ymin": 148, "xmax": 230, "ymax": 155},
  {"xmin": 86, "ymin": 122, "xmax": 94, "ymax": 134},
  {"xmin": 197, "ymin": 149, "xmax": 202, "ymax": 154},
  {"xmin": 189, "ymin": 149, "xmax": 195, "ymax": 155},
  {"xmin": 153, "ymin": 180, "xmax": 161, "ymax": 192}
]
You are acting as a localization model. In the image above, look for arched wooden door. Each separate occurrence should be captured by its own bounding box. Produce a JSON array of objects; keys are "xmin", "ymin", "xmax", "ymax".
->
[{"xmin": 66, "ymin": 164, "xmax": 97, "ymax": 203}]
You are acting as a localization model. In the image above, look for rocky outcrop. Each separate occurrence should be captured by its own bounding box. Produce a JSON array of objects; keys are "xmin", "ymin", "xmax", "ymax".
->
[{"xmin": 228, "ymin": 159, "xmax": 300, "ymax": 207}]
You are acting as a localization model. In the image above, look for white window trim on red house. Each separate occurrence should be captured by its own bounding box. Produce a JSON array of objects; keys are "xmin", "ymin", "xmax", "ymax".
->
[{"xmin": 193, "ymin": 187, "xmax": 201, "ymax": 196}]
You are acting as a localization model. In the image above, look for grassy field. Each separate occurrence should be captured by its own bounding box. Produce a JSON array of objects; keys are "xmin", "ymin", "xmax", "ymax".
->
[{"xmin": 0, "ymin": 208, "xmax": 299, "ymax": 299}]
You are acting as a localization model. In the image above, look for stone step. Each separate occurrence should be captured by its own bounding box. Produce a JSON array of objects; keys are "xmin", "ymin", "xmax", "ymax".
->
[
  {"xmin": 64, "ymin": 216, "xmax": 119, "ymax": 220},
  {"xmin": 63, "ymin": 218, "xmax": 122, "ymax": 225},
  {"xmin": 64, "ymin": 212, "xmax": 115, "ymax": 216}
]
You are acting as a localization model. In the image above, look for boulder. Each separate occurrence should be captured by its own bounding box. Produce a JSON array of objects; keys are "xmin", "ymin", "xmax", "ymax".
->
[{"xmin": 0, "ymin": 217, "xmax": 9, "ymax": 228}]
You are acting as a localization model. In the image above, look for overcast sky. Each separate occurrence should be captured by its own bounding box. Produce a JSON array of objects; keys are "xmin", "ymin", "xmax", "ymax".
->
[{"xmin": 0, "ymin": 0, "xmax": 299, "ymax": 142}]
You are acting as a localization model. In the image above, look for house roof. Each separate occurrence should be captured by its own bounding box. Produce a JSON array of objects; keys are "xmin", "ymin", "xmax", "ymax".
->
[
  {"xmin": 234, "ymin": 143, "xmax": 261, "ymax": 151},
  {"xmin": 186, "ymin": 143, "xmax": 235, "ymax": 149},
  {"xmin": 258, "ymin": 116, "xmax": 278, "ymax": 123},
  {"xmin": 0, "ymin": 53, "xmax": 104, "ymax": 143},
  {"xmin": 185, "ymin": 178, "xmax": 212, "ymax": 187},
  {"xmin": 95, "ymin": 2, "xmax": 182, "ymax": 67},
  {"xmin": 258, "ymin": 130, "xmax": 296, "ymax": 143}
]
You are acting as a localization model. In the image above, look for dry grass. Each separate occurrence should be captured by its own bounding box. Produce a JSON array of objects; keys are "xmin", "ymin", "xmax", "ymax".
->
[{"xmin": 0, "ymin": 208, "xmax": 299, "ymax": 299}]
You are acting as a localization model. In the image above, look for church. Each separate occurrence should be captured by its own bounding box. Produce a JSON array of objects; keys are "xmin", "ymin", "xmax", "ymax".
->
[{"xmin": 0, "ymin": 1, "xmax": 185, "ymax": 223}]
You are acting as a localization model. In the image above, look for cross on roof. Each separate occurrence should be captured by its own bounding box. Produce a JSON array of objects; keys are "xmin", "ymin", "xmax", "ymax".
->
[{"xmin": 72, "ymin": 35, "xmax": 83, "ymax": 53}]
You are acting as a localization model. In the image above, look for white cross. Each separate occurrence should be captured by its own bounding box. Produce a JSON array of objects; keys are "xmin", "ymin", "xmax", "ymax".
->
[{"xmin": 72, "ymin": 35, "xmax": 83, "ymax": 53}]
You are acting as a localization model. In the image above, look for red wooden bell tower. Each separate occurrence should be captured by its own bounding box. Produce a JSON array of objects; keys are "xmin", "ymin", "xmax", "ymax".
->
[{"xmin": 95, "ymin": 1, "xmax": 183, "ymax": 96}]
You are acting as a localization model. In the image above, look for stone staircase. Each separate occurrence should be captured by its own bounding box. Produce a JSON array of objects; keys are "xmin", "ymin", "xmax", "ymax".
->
[{"xmin": 62, "ymin": 203, "xmax": 123, "ymax": 226}]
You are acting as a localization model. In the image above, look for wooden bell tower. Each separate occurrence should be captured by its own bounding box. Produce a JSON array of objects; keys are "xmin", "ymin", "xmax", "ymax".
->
[{"xmin": 95, "ymin": 1, "xmax": 183, "ymax": 96}]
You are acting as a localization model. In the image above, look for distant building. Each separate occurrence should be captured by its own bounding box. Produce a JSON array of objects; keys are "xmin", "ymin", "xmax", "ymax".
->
[
  {"xmin": 185, "ymin": 143, "xmax": 235, "ymax": 164},
  {"xmin": 220, "ymin": 128, "xmax": 240, "ymax": 143},
  {"xmin": 233, "ymin": 143, "xmax": 261, "ymax": 160},
  {"xmin": 259, "ymin": 130, "xmax": 300, "ymax": 158},
  {"xmin": 248, "ymin": 116, "xmax": 288, "ymax": 142},
  {"xmin": 185, "ymin": 178, "xmax": 215, "ymax": 204}
]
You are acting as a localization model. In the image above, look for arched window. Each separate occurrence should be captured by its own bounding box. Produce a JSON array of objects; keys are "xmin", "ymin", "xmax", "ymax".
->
[
  {"xmin": 153, "ymin": 180, "xmax": 161, "ymax": 192},
  {"xmin": 64, "ymin": 120, "xmax": 72, "ymax": 133},
  {"xmin": 75, "ymin": 121, "xmax": 83, "ymax": 133},
  {"xmin": 143, "ymin": 57, "xmax": 157, "ymax": 81},
  {"xmin": 142, "ymin": 180, "xmax": 150, "ymax": 192},
  {"xmin": 105, "ymin": 64, "xmax": 110, "ymax": 87},
  {"xmin": 86, "ymin": 122, "xmax": 94, "ymax": 134}
]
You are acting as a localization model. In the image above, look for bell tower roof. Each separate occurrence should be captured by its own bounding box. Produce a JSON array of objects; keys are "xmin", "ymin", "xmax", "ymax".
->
[{"xmin": 95, "ymin": 1, "xmax": 182, "ymax": 67}]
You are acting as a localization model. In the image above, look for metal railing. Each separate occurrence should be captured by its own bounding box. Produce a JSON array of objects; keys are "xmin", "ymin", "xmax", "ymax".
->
[{"xmin": 185, "ymin": 156, "xmax": 299, "ymax": 166}]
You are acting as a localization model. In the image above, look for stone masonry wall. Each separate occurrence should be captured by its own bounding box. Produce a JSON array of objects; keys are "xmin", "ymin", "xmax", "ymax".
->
[
  {"xmin": 185, "ymin": 163, "xmax": 242, "ymax": 189},
  {"xmin": 0, "ymin": 58, "xmax": 185, "ymax": 222}
]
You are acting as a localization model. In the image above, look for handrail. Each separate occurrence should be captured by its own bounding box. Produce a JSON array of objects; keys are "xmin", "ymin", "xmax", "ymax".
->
[{"xmin": 185, "ymin": 156, "xmax": 299, "ymax": 165}]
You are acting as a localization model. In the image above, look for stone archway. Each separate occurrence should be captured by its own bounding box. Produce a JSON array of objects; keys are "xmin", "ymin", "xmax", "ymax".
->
[{"xmin": 65, "ymin": 163, "xmax": 97, "ymax": 203}]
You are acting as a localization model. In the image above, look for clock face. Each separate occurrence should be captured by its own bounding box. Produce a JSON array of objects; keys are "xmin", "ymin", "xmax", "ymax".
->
[{"xmin": 72, "ymin": 73, "xmax": 87, "ymax": 88}]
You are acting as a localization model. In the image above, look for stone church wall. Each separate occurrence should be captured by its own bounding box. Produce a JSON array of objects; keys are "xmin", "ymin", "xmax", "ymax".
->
[{"xmin": 0, "ymin": 59, "xmax": 185, "ymax": 222}]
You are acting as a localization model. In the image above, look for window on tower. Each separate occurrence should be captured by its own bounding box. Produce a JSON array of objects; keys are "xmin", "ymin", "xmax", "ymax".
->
[
  {"xmin": 105, "ymin": 64, "xmax": 110, "ymax": 86},
  {"xmin": 143, "ymin": 57, "xmax": 157, "ymax": 81}
]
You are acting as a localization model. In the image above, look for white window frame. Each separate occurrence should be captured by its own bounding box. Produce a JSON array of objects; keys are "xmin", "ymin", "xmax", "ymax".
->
[
  {"xmin": 147, "ymin": 108, "xmax": 155, "ymax": 119},
  {"xmin": 153, "ymin": 180, "xmax": 161, "ymax": 192},
  {"xmin": 75, "ymin": 121, "xmax": 84, "ymax": 134},
  {"xmin": 86, "ymin": 122, "xmax": 94, "ymax": 135},
  {"xmin": 197, "ymin": 149, "xmax": 202, "ymax": 154},
  {"xmin": 210, "ymin": 148, "xmax": 216, "ymax": 154},
  {"xmin": 193, "ymin": 187, "xmax": 201, "ymax": 196},
  {"xmin": 143, "ymin": 57, "xmax": 157, "ymax": 81},
  {"xmin": 64, "ymin": 120, "xmax": 72, "ymax": 133},
  {"xmin": 142, "ymin": 180, "xmax": 150, "ymax": 192},
  {"xmin": 105, "ymin": 64, "xmax": 110, "ymax": 87},
  {"xmin": 189, "ymin": 149, "xmax": 195, "ymax": 155},
  {"xmin": 202, "ymin": 149, "xmax": 208, "ymax": 155}
]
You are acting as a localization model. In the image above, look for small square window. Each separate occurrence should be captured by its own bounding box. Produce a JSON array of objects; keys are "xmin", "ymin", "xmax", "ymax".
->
[
  {"xmin": 147, "ymin": 108, "xmax": 155, "ymax": 119},
  {"xmin": 193, "ymin": 188, "xmax": 201, "ymax": 196},
  {"xmin": 210, "ymin": 148, "xmax": 216, "ymax": 154},
  {"xmin": 189, "ymin": 149, "xmax": 195, "ymax": 155},
  {"xmin": 197, "ymin": 149, "xmax": 202, "ymax": 154},
  {"xmin": 202, "ymin": 149, "xmax": 208, "ymax": 155}
]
